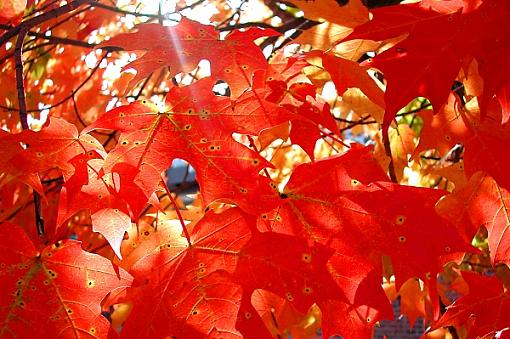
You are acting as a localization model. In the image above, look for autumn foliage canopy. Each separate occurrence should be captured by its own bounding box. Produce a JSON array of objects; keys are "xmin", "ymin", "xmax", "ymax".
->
[{"xmin": 1, "ymin": 0, "xmax": 510, "ymax": 338}]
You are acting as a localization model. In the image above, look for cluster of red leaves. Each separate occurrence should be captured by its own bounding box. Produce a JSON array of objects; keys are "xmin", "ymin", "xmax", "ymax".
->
[{"xmin": 1, "ymin": 0, "xmax": 510, "ymax": 338}]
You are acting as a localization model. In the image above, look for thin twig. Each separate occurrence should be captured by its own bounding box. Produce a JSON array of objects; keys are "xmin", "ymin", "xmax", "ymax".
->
[
  {"xmin": 47, "ymin": 5, "xmax": 92, "ymax": 32},
  {"xmin": 320, "ymin": 130, "xmax": 350, "ymax": 148},
  {"xmin": 339, "ymin": 115, "xmax": 376, "ymax": 132},
  {"xmin": 177, "ymin": 0, "xmax": 207, "ymax": 11},
  {"xmin": 217, "ymin": 22, "xmax": 276, "ymax": 32},
  {"xmin": 102, "ymin": 131, "xmax": 118, "ymax": 148},
  {"xmin": 71, "ymin": 94, "xmax": 87, "ymax": 128},
  {"xmin": 0, "ymin": 0, "xmax": 92, "ymax": 47},
  {"xmin": 396, "ymin": 102, "xmax": 432, "ymax": 117},
  {"xmin": 1, "ymin": 52, "xmax": 108, "ymax": 112},
  {"xmin": 70, "ymin": 94, "xmax": 110, "ymax": 135},
  {"xmin": 15, "ymin": 27, "xmax": 45, "ymax": 237},
  {"xmin": 90, "ymin": 2, "xmax": 176, "ymax": 21},
  {"xmin": 132, "ymin": 72, "xmax": 153, "ymax": 100},
  {"xmin": 26, "ymin": 30, "xmax": 110, "ymax": 49},
  {"xmin": 9, "ymin": 0, "xmax": 94, "ymax": 237}
]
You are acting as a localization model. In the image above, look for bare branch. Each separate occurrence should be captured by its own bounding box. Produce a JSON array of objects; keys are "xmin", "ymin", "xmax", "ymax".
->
[{"xmin": 0, "ymin": 0, "xmax": 93, "ymax": 47}]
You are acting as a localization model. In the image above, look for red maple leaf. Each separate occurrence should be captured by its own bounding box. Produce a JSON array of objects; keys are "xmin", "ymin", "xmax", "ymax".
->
[
  {"xmin": 414, "ymin": 95, "xmax": 510, "ymax": 190},
  {"xmin": 235, "ymin": 231, "xmax": 345, "ymax": 311},
  {"xmin": 259, "ymin": 144, "xmax": 471, "ymax": 319},
  {"xmin": 256, "ymin": 144, "xmax": 388, "ymax": 241},
  {"xmin": 437, "ymin": 172, "xmax": 510, "ymax": 266},
  {"xmin": 3, "ymin": 118, "xmax": 104, "ymax": 195},
  {"xmin": 112, "ymin": 208, "xmax": 251, "ymax": 338},
  {"xmin": 322, "ymin": 52, "xmax": 385, "ymax": 109},
  {"xmin": 433, "ymin": 271, "xmax": 510, "ymax": 338},
  {"xmin": 3, "ymin": 1, "xmax": 506, "ymax": 337},
  {"xmin": 98, "ymin": 18, "xmax": 279, "ymax": 98},
  {"xmin": 321, "ymin": 247, "xmax": 393, "ymax": 338},
  {"xmin": 57, "ymin": 154, "xmax": 134, "ymax": 259},
  {"xmin": 0, "ymin": 222, "xmax": 132, "ymax": 337},
  {"xmin": 83, "ymin": 80, "xmax": 281, "ymax": 214},
  {"xmin": 344, "ymin": 0, "xmax": 510, "ymax": 133},
  {"xmin": 237, "ymin": 290, "xmax": 321, "ymax": 339}
]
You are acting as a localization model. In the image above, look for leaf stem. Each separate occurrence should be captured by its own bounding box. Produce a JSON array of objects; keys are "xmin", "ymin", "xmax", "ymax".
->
[
  {"xmin": 161, "ymin": 179, "xmax": 192, "ymax": 248},
  {"xmin": 383, "ymin": 125, "xmax": 398, "ymax": 183},
  {"xmin": 247, "ymin": 136, "xmax": 271, "ymax": 178}
]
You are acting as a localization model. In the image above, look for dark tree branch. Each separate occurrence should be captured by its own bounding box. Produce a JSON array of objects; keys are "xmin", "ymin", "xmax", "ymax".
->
[
  {"xmin": 217, "ymin": 22, "xmax": 277, "ymax": 32},
  {"xmin": 90, "ymin": 2, "xmax": 176, "ymax": 20},
  {"xmin": 396, "ymin": 102, "xmax": 432, "ymax": 117},
  {"xmin": 48, "ymin": 5, "xmax": 93, "ymax": 31},
  {"xmin": 177, "ymin": 0, "xmax": 207, "ymax": 11},
  {"xmin": 8, "ymin": 0, "xmax": 95, "ymax": 237},
  {"xmin": 339, "ymin": 115, "xmax": 376, "ymax": 132},
  {"xmin": 0, "ymin": 0, "xmax": 93, "ymax": 47},
  {"xmin": 15, "ymin": 27, "xmax": 29, "ymax": 130},
  {"xmin": 14, "ymin": 26, "xmax": 45, "ymax": 237},
  {"xmin": 23, "ymin": 0, "xmax": 60, "ymax": 20},
  {"xmin": 27, "ymin": 31, "xmax": 97, "ymax": 49}
]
